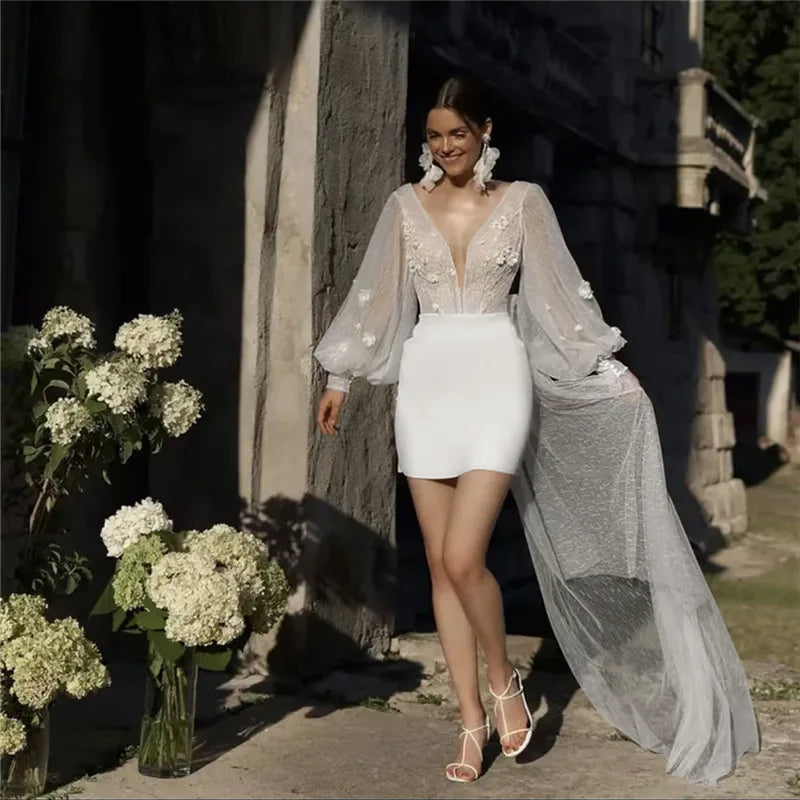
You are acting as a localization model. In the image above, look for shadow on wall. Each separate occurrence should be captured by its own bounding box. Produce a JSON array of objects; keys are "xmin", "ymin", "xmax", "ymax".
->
[{"xmin": 241, "ymin": 493, "xmax": 397, "ymax": 679}]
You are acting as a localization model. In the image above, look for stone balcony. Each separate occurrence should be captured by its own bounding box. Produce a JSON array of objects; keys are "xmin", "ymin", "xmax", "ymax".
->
[{"xmin": 637, "ymin": 67, "xmax": 767, "ymax": 229}]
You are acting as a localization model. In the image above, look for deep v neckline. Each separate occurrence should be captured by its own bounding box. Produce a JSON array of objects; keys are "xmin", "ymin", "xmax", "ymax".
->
[{"xmin": 408, "ymin": 181, "xmax": 520, "ymax": 292}]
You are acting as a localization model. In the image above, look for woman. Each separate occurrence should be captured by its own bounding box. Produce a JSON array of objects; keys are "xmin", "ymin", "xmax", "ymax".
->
[{"xmin": 313, "ymin": 76, "xmax": 758, "ymax": 785}]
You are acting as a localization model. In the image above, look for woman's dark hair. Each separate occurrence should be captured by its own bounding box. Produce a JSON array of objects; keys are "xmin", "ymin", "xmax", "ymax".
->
[{"xmin": 424, "ymin": 75, "xmax": 493, "ymax": 136}]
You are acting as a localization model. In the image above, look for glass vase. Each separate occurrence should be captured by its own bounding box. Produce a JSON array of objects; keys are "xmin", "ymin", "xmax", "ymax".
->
[
  {"xmin": 1, "ymin": 708, "xmax": 50, "ymax": 798},
  {"xmin": 137, "ymin": 648, "xmax": 198, "ymax": 778}
]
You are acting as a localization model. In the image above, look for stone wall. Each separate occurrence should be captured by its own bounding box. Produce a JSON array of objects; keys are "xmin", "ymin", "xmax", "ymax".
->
[{"xmin": 691, "ymin": 339, "xmax": 748, "ymax": 536}]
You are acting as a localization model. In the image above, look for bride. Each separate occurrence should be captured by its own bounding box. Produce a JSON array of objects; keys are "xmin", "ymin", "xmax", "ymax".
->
[{"xmin": 313, "ymin": 75, "xmax": 758, "ymax": 785}]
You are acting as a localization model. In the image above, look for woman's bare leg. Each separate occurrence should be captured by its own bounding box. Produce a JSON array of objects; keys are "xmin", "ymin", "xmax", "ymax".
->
[
  {"xmin": 407, "ymin": 475, "xmax": 488, "ymax": 780},
  {"xmin": 443, "ymin": 468, "xmax": 530, "ymax": 754}
]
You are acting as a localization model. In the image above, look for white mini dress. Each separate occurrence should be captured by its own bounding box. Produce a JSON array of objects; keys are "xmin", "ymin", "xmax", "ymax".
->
[{"xmin": 395, "ymin": 308, "xmax": 532, "ymax": 478}]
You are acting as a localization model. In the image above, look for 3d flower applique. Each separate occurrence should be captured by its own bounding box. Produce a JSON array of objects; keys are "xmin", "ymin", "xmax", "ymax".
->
[
  {"xmin": 574, "ymin": 323, "xmax": 584, "ymax": 332},
  {"xmin": 354, "ymin": 322, "xmax": 362, "ymax": 332},
  {"xmin": 490, "ymin": 214, "xmax": 510, "ymax": 231},
  {"xmin": 358, "ymin": 289, "xmax": 371, "ymax": 306},
  {"xmin": 408, "ymin": 259, "xmax": 421, "ymax": 276},
  {"xmin": 545, "ymin": 304, "xmax": 552, "ymax": 312},
  {"xmin": 578, "ymin": 280, "xmax": 594, "ymax": 300},
  {"xmin": 338, "ymin": 342, "xmax": 349, "ymax": 353},
  {"xmin": 597, "ymin": 357, "xmax": 628, "ymax": 377},
  {"xmin": 432, "ymin": 303, "xmax": 440, "ymax": 312},
  {"xmin": 361, "ymin": 332, "xmax": 376, "ymax": 348},
  {"xmin": 611, "ymin": 326, "xmax": 622, "ymax": 336}
]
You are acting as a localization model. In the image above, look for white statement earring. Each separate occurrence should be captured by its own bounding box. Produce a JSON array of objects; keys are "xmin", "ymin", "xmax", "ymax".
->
[
  {"xmin": 419, "ymin": 142, "xmax": 444, "ymax": 192},
  {"xmin": 472, "ymin": 132, "xmax": 499, "ymax": 191}
]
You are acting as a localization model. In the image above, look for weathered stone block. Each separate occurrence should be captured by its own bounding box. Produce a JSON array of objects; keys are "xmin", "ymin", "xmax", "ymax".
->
[
  {"xmin": 696, "ymin": 377, "xmax": 727, "ymax": 414},
  {"xmin": 729, "ymin": 514, "xmax": 748, "ymax": 536},
  {"xmin": 719, "ymin": 449, "xmax": 733, "ymax": 482},
  {"xmin": 697, "ymin": 483, "xmax": 730, "ymax": 525},
  {"xmin": 687, "ymin": 448, "xmax": 720, "ymax": 487},
  {"xmin": 728, "ymin": 478, "xmax": 747, "ymax": 518},
  {"xmin": 693, "ymin": 412, "xmax": 735, "ymax": 449},
  {"xmin": 699, "ymin": 338, "xmax": 726, "ymax": 378}
]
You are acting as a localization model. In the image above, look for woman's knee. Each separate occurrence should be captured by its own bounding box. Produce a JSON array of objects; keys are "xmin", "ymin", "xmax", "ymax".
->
[{"xmin": 442, "ymin": 548, "xmax": 484, "ymax": 588}]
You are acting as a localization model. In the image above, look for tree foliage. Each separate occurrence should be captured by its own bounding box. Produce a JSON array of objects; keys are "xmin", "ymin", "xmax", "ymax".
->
[{"xmin": 704, "ymin": 1, "xmax": 800, "ymax": 340}]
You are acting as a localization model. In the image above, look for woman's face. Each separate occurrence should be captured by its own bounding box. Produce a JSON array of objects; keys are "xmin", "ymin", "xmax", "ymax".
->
[{"xmin": 425, "ymin": 107, "xmax": 490, "ymax": 179}]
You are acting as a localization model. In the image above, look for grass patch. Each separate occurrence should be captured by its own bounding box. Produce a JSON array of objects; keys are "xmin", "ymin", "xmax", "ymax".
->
[
  {"xmin": 359, "ymin": 696, "xmax": 398, "ymax": 713},
  {"xmin": 707, "ymin": 558, "xmax": 800, "ymax": 669},
  {"xmin": 416, "ymin": 692, "xmax": 445, "ymax": 705},
  {"xmin": 748, "ymin": 678, "xmax": 800, "ymax": 701}
]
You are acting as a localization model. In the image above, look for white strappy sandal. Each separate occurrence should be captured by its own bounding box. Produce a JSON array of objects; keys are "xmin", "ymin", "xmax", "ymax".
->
[
  {"xmin": 489, "ymin": 665, "xmax": 533, "ymax": 757},
  {"xmin": 444, "ymin": 713, "xmax": 490, "ymax": 783}
]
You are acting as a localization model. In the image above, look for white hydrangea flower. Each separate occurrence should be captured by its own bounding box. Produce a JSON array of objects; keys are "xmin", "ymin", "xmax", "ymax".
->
[
  {"xmin": 578, "ymin": 280, "xmax": 594, "ymax": 300},
  {"xmin": 27, "ymin": 306, "xmax": 96, "ymax": 354},
  {"xmin": 85, "ymin": 358, "xmax": 148, "ymax": 415},
  {"xmin": 1, "ymin": 606, "xmax": 108, "ymax": 710},
  {"xmin": 0, "ymin": 326, "xmax": 38, "ymax": 369},
  {"xmin": 114, "ymin": 310, "xmax": 183, "ymax": 370},
  {"xmin": 100, "ymin": 497, "xmax": 173, "ymax": 558},
  {"xmin": 44, "ymin": 398, "xmax": 94, "ymax": 447},
  {"xmin": 0, "ymin": 713, "xmax": 27, "ymax": 756},
  {"xmin": 148, "ymin": 552, "xmax": 244, "ymax": 647},
  {"xmin": 0, "ymin": 595, "xmax": 47, "ymax": 645},
  {"xmin": 148, "ymin": 380, "xmax": 204, "ymax": 438},
  {"xmin": 184, "ymin": 525, "xmax": 268, "ymax": 613}
]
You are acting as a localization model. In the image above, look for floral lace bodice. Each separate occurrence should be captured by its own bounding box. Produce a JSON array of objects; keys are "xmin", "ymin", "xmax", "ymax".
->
[
  {"xmin": 400, "ymin": 181, "xmax": 525, "ymax": 316},
  {"xmin": 314, "ymin": 180, "xmax": 626, "ymax": 392}
]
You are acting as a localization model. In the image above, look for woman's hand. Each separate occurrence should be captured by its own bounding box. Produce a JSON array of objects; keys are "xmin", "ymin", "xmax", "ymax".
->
[{"xmin": 317, "ymin": 388, "xmax": 347, "ymax": 436}]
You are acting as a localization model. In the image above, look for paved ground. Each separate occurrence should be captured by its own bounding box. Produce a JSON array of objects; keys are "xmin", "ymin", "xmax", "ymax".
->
[
  {"xmin": 55, "ymin": 466, "xmax": 800, "ymax": 799},
  {"xmin": 57, "ymin": 634, "xmax": 800, "ymax": 800}
]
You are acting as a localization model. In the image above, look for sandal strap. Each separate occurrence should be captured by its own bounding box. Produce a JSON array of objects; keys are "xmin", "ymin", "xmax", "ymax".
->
[
  {"xmin": 489, "ymin": 666, "xmax": 523, "ymax": 700},
  {"xmin": 447, "ymin": 716, "xmax": 489, "ymax": 779},
  {"xmin": 491, "ymin": 667, "xmax": 532, "ymax": 747}
]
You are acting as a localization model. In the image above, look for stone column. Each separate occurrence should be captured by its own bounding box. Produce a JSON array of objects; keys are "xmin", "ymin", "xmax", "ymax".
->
[
  {"xmin": 242, "ymin": 0, "xmax": 410, "ymax": 677},
  {"xmin": 691, "ymin": 338, "xmax": 748, "ymax": 536}
]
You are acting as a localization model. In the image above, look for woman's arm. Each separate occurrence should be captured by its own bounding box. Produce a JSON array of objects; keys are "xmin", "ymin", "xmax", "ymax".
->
[
  {"xmin": 516, "ymin": 182, "xmax": 626, "ymax": 380},
  {"xmin": 313, "ymin": 191, "xmax": 417, "ymax": 390}
]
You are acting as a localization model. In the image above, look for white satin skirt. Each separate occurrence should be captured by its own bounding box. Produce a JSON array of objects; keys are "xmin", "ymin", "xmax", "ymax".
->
[{"xmin": 395, "ymin": 311, "xmax": 533, "ymax": 479}]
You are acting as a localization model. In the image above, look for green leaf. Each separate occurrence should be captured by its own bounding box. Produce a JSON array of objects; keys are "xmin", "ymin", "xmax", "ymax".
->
[
  {"xmin": 84, "ymin": 397, "xmax": 106, "ymax": 414},
  {"xmin": 49, "ymin": 443, "xmax": 68, "ymax": 473},
  {"xmin": 45, "ymin": 378, "xmax": 71, "ymax": 393},
  {"xmin": 90, "ymin": 578, "xmax": 117, "ymax": 616},
  {"xmin": 111, "ymin": 607, "xmax": 128, "ymax": 631},
  {"xmin": 32, "ymin": 402, "xmax": 49, "ymax": 420},
  {"xmin": 148, "ymin": 630, "xmax": 185, "ymax": 664},
  {"xmin": 120, "ymin": 440, "xmax": 133, "ymax": 464},
  {"xmin": 133, "ymin": 608, "xmax": 166, "ymax": 631},
  {"xmin": 195, "ymin": 648, "xmax": 232, "ymax": 672}
]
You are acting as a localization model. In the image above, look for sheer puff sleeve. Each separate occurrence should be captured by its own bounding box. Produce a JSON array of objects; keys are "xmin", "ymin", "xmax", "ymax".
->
[
  {"xmin": 313, "ymin": 191, "xmax": 417, "ymax": 391},
  {"xmin": 515, "ymin": 182, "xmax": 627, "ymax": 380}
]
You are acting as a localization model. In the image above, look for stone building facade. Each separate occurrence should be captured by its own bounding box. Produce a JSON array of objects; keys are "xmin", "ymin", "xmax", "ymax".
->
[{"xmin": 3, "ymin": 0, "xmax": 764, "ymax": 671}]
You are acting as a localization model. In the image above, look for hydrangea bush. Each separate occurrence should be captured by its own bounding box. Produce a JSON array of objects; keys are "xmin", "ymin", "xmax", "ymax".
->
[
  {"xmin": 91, "ymin": 498, "xmax": 290, "ymax": 673},
  {"xmin": 0, "ymin": 593, "xmax": 109, "ymax": 757},
  {"xmin": 0, "ymin": 306, "xmax": 204, "ymax": 597}
]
